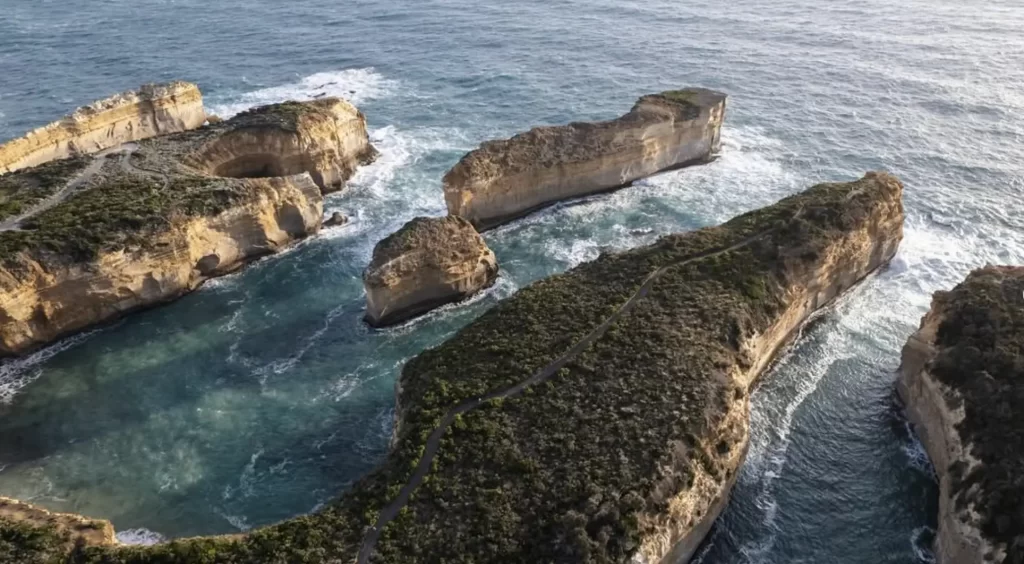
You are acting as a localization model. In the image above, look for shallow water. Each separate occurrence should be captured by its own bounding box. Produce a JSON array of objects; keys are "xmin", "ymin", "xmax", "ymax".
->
[{"xmin": 1, "ymin": 0, "xmax": 1022, "ymax": 560}]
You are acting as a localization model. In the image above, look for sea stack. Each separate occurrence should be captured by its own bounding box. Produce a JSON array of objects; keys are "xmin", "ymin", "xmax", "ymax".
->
[
  {"xmin": 0, "ymin": 82, "xmax": 206, "ymax": 174},
  {"xmin": 0, "ymin": 98, "xmax": 377, "ymax": 356},
  {"xmin": 443, "ymin": 88, "xmax": 726, "ymax": 230},
  {"xmin": 898, "ymin": 266, "xmax": 1024, "ymax": 564},
  {"xmin": 363, "ymin": 216, "xmax": 498, "ymax": 327}
]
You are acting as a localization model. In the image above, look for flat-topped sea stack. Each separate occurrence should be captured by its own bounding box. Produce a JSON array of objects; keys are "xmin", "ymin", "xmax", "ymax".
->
[
  {"xmin": 364, "ymin": 216, "xmax": 498, "ymax": 327},
  {"xmin": 3, "ymin": 173, "xmax": 903, "ymax": 563},
  {"xmin": 444, "ymin": 88, "xmax": 727, "ymax": 230},
  {"xmin": 0, "ymin": 98, "xmax": 376, "ymax": 356},
  {"xmin": 898, "ymin": 266, "xmax": 1024, "ymax": 564},
  {"xmin": 0, "ymin": 82, "xmax": 206, "ymax": 174}
]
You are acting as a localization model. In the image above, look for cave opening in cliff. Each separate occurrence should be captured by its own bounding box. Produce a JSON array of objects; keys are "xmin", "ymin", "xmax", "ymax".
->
[{"xmin": 211, "ymin": 154, "xmax": 289, "ymax": 179}]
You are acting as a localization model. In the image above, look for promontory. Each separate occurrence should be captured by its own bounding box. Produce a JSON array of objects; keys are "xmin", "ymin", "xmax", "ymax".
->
[
  {"xmin": 443, "ymin": 88, "xmax": 726, "ymax": 230},
  {"xmin": 898, "ymin": 266, "xmax": 1024, "ymax": 564},
  {"xmin": 4, "ymin": 171, "xmax": 904, "ymax": 563},
  {"xmin": 0, "ymin": 96, "xmax": 375, "ymax": 356}
]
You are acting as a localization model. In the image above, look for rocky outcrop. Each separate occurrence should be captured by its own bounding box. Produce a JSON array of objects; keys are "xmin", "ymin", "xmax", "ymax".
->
[
  {"xmin": 443, "ymin": 88, "xmax": 726, "ymax": 230},
  {"xmin": 0, "ymin": 173, "xmax": 904, "ymax": 564},
  {"xmin": 350, "ymin": 172, "xmax": 903, "ymax": 563},
  {"xmin": 0, "ymin": 497, "xmax": 116, "ymax": 555},
  {"xmin": 0, "ymin": 82, "xmax": 206, "ymax": 174},
  {"xmin": 364, "ymin": 216, "xmax": 498, "ymax": 327},
  {"xmin": 898, "ymin": 266, "xmax": 1024, "ymax": 564},
  {"xmin": 0, "ymin": 97, "xmax": 377, "ymax": 356},
  {"xmin": 184, "ymin": 99, "xmax": 377, "ymax": 194}
]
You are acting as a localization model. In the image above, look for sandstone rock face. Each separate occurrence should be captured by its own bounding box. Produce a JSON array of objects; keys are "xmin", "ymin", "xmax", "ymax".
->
[
  {"xmin": 0, "ymin": 97, "xmax": 378, "ymax": 356},
  {"xmin": 443, "ymin": 88, "xmax": 726, "ymax": 230},
  {"xmin": 364, "ymin": 216, "xmax": 498, "ymax": 327},
  {"xmin": 0, "ymin": 82, "xmax": 206, "ymax": 174},
  {"xmin": 0, "ymin": 497, "xmax": 116, "ymax": 551},
  {"xmin": 898, "ymin": 266, "xmax": 1024, "ymax": 564},
  {"xmin": 185, "ymin": 99, "xmax": 377, "ymax": 194},
  {"xmin": 349, "ymin": 173, "xmax": 904, "ymax": 564}
]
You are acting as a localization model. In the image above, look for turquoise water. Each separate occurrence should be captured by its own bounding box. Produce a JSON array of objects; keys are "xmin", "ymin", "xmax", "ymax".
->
[{"xmin": 1, "ymin": 0, "xmax": 1023, "ymax": 560}]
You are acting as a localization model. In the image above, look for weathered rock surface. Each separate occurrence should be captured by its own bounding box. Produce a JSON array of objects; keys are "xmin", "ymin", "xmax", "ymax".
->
[
  {"xmin": 0, "ymin": 98, "xmax": 377, "ymax": 356},
  {"xmin": 0, "ymin": 82, "xmax": 206, "ymax": 174},
  {"xmin": 898, "ymin": 266, "xmax": 1024, "ymax": 564},
  {"xmin": 0, "ymin": 497, "xmax": 116, "ymax": 557},
  {"xmin": 0, "ymin": 173, "xmax": 904, "ymax": 564},
  {"xmin": 443, "ymin": 88, "xmax": 727, "ymax": 230},
  {"xmin": 364, "ymin": 216, "xmax": 498, "ymax": 327},
  {"xmin": 184, "ymin": 99, "xmax": 377, "ymax": 194}
]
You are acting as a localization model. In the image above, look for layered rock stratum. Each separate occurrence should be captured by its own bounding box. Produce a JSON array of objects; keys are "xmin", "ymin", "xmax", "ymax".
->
[
  {"xmin": 12, "ymin": 172, "xmax": 903, "ymax": 564},
  {"xmin": 898, "ymin": 266, "xmax": 1024, "ymax": 564},
  {"xmin": 443, "ymin": 88, "xmax": 727, "ymax": 230},
  {"xmin": 363, "ymin": 216, "xmax": 498, "ymax": 327},
  {"xmin": 0, "ymin": 82, "xmax": 206, "ymax": 174},
  {"xmin": 0, "ymin": 98, "xmax": 375, "ymax": 356},
  {"xmin": 0, "ymin": 497, "xmax": 116, "ymax": 560}
]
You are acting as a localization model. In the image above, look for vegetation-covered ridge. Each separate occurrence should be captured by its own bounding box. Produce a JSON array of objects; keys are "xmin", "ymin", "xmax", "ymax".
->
[
  {"xmin": 0, "ymin": 157, "xmax": 91, "ymax": 222},
  {"xmin": 0, "ymin": 160, "xmax": 248, "ymax": 268},
  {"xmin": 930, "ymin": 266, "xmax": 1024, "ymax": 561},
  {"xmin": 4, "ymin": 172, "xmax": 902, "ymax": 564}
]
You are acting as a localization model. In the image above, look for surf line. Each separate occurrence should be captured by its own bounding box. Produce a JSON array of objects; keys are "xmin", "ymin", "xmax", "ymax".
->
[{"xmin": 356, "ymin": 221, "xmax": 790, "ymax": 563}]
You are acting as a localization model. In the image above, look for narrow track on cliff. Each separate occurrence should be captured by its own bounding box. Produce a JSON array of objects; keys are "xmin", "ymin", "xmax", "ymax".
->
[
  {"xmin": 0, "ymin": 143, "xmax": 169, "ymax": 232},
  {"xmin": 355, "ymin": 221, "xmax": 792, "ymax": 563}
]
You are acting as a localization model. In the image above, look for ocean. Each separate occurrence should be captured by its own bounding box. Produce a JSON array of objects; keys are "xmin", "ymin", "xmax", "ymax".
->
[{"xmin": 1, "ymin": 0, "xmax": 1022, "ymax": 561}]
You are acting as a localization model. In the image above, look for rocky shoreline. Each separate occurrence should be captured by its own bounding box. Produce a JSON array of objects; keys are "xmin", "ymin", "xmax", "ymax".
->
[
  {"xmin": 0, "ymin": 96, "xmax": 375, "ymax": 356},
  {"xmin": 898, "ymin": 266, "xmax": 1024, "ymax": 564}
]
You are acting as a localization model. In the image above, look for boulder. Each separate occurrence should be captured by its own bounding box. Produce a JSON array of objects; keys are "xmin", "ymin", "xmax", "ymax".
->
[
  {"xmin": 898, "ymin": 266, "xmax": 1024, "ymax": 564},
  {"xmin": 324, "ymin": 211, "xmax": 349, "ymax": 227},
  {"xmin": 443, "ymin": 88, "xmax": 727, "ymax": 230},
  {"xmin": 0, "ymin": 82, "xmax": 206, "ymax": 174},
  {"xmin": 364, "ymin": 216, "xmax": 498, "ymax": 327}
]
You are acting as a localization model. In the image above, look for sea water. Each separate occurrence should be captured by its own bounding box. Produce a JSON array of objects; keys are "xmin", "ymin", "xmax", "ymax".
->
[{"xmin": 1, "ymin": 0, "xmax": 1022, "ymax": 561}]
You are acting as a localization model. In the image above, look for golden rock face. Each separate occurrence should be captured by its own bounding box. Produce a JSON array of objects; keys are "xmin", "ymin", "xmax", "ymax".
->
[
  {"xmin": 443, "ymin": 88, "xmax": 727, "ymax": 231},
  {"xmin": 0, "ymin": 82, "xmax": 207, "ymax": 175},
  {"xmin": 0, "ymin": 97, "xmax": 376, "ymax": 356}
]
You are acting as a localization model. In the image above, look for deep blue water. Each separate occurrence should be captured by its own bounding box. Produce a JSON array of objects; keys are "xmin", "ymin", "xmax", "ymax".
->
[{"xmin": 1, "ymin": 0, "xmax": 1022, "ymax": 560}]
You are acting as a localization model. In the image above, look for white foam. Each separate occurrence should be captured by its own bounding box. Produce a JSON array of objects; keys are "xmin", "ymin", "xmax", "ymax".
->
[
  {"xmin": 911, "ymin": 526, "xmax": 938, "ymax": 563},
  {"xmin": 116, "ymin": 528, "xmax": 167, "ymax": 546},
  {"xmin": 0, "ymin": 330, "xmax": 96, "ymax": 403},
  {"xmin": 206, "ymin": 68, "xmax": 398, "ymax": 119}
]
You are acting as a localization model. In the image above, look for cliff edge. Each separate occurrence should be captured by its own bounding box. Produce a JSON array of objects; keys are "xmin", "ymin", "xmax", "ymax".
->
[
  {"xmin": 0, "ymin": 82, "xmax": 206, "ymax": 174},
  {"xmin": 898, "ymin": 266, "xmax": 1024, "ymax": 564},
  {"xmin": 0, "ymin": 98, "xmax": 376, "ymax": 356},
  {"xmin": 23, "ymin": 172, "xmax": 903, "ymax": 564},
  {"xmin": 443, "ymin": 88, "xmax": 726, "ymax": 230}
]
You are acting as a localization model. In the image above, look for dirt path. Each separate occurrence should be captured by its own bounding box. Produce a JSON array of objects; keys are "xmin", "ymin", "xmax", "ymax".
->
[
  {"xmin": 355, "ymin": 224, "xmax": 785, "ymax": 563},
  {"xmin": 0, "ymin": 144, "xmax": 158, "ymax": 232}
]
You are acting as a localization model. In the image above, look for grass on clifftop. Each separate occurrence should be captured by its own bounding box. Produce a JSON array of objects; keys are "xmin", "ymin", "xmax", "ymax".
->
[
  {"xmin": 0, "ymin": 157, "xmax": 91, "ymax": 223},
  {"xmin": 0, "ymin": 168, "xmax": 244, "ymax": 268},
  {"xmin": 44, "ymin": 174, "xmax": 898, "ymax": 564},
  {"xmin": 932, "ymin": 267, "xmax": 1024, "ymax": 562}
]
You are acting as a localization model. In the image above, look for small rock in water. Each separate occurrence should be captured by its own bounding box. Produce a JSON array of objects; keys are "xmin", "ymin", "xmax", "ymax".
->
[{"xmin": 324, "ymin": 212, "xmax": 349, "ymax": 227}]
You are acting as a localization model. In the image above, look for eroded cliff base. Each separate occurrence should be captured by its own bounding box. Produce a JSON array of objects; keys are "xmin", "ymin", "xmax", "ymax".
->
[
  {"xmin": 899, "ymin": 266, "xmax": 1024, "ymax": 564},
  {"xmin": 0, "ymin": 97, "xmax": 376, "ymax": 355}
]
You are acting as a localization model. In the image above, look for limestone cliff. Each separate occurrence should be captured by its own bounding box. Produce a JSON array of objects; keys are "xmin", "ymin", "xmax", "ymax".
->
[
  {"xmin": 443, "ymin": 88, "xmax": 726, "ymax": 230},
  {"xmin": 0, "ymin": 82, "xmax": 206, "ymax": 174},
  {"xmin": 0, "ymin": 497, "xmax": 116, "ymax": 557},
  {"xmin": 898, "ymin": 266, "xmax": 1024, "ymax": 564},
  {"xmin": 363, "ymin": 216, "xmax": 498, "ymax": 327},
  {"xmin": 0, "ymin": 97, "xmax": 377, "ymax": 356},
  {"xmin": 0, "ymin": 173, "xmax": 905, "ymax": 564}
]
